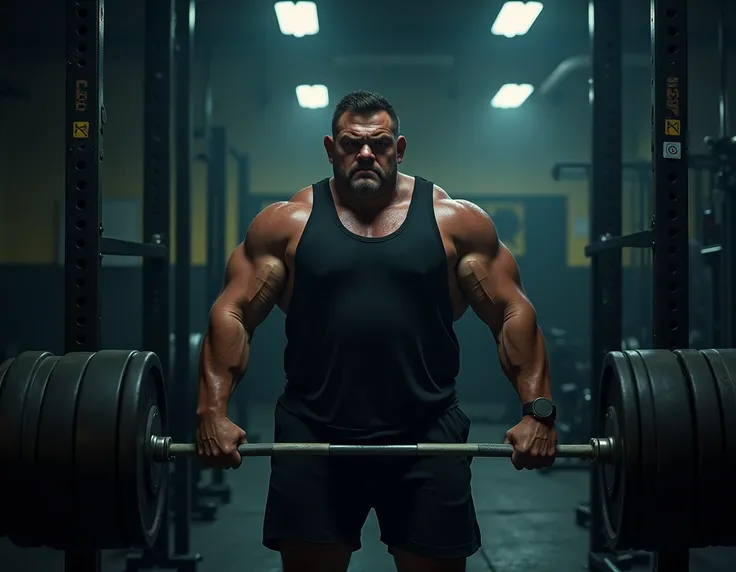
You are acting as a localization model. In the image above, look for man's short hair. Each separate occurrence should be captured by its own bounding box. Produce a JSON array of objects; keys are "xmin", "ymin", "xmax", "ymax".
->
[{"xmin": 331, "ymin": 90, "xmax": 400, "ymax": 138}]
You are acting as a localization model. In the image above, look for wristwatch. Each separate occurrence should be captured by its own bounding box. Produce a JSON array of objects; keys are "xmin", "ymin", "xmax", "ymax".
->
[{"xmin": 522, "ymin": 397, "xmax": 557, "ymax": 424}]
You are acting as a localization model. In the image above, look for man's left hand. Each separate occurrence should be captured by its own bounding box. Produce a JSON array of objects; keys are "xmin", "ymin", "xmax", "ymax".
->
[{"xmin": 504, "ymin": 416, "xmax": 557, "ymax": 470}]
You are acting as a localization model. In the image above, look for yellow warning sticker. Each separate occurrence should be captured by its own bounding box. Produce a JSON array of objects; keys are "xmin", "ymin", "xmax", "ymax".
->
[
  {"xmin": 73, "ymin": 121, "xmax": 90, "ymax": 139},
  {"xmin": 665, "ymin": 119, "xmax": 680, "ymax": 136}
]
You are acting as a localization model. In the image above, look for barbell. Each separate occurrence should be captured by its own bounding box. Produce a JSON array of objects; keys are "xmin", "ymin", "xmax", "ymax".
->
[
  {"xmin": 0, "ymin": 347, "xmax": 735, "ymax": 553},
  {"xmin": 152, "ymin": 438, "xmax": 609, "ymax": 460}
]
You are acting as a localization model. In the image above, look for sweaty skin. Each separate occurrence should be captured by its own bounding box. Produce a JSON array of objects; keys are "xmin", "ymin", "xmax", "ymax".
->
[
  {"xmin": 451, "ymin": 202, "xmax": 551, "ymax": 404},
  {"xmin": 196, "ymin": 174, "xmax": 555, "ymax": 471},
  {"xmin": 195, "ymin": 205, "xmax": 291, "ymax": 466}
]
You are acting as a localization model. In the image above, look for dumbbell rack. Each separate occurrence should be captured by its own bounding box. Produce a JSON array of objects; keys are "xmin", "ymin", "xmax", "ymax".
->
[{"xmin": 584, "ymin": 2, "xmax": 690, "ymax": 572}]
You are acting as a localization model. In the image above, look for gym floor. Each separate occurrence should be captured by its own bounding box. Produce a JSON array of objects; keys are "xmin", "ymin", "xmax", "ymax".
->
[{"xmin": 2, "ymin": 403, "xmax": 734, "ymax": 572}]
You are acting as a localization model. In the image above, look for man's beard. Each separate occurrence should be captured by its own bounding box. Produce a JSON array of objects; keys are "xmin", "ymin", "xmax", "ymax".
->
[{"xmin": 335, "ymin": 164, "xmax": 394, "ymax": 197}]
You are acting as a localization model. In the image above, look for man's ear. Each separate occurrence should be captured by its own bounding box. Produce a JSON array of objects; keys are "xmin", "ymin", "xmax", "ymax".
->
[
  {"xmin": 324, "ymin": 136, "xmax": 335, "ymax": 164},
  {"xmin": 396, "ymin": 135, "xmax": 407, "ymax": 164}
]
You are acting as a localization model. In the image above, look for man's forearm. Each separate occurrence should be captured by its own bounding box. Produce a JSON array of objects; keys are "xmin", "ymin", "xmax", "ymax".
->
[
  {"xmin": 497, "ymin": 307, "xmax": 551, "ymax": 403},
  {"xmin": 197, "ymin": 309, "xmax": 250, "ymax": 417}
]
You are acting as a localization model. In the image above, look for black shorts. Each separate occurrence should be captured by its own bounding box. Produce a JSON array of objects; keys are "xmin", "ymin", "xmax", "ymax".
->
[{"xmin": 262, "ymin": 403, "xmax": 481, "ymax": 559}]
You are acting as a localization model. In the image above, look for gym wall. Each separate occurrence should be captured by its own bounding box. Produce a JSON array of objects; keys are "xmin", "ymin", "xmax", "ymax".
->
[
  {"xmin": 0, "ymin": 51, "xmax": 637, "ymax": 267},
  {"xmin": 0, "ymin": 43, "xmax": 734, "ymax": 266},
  {"xmin": 0, "ymin": 59, "xmax": 13, "ymax": 255}
]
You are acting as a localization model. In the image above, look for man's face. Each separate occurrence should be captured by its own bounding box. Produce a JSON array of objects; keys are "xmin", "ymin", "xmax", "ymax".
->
[{"xmin": 324, "ymin": 111, "xmax": 406, "ymax": 197}]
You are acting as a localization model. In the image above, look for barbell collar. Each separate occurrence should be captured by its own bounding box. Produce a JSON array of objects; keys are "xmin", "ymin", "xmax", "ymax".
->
[{"xmin": 151, "ymin": 436, "xmax": 614, "ymax": 462}]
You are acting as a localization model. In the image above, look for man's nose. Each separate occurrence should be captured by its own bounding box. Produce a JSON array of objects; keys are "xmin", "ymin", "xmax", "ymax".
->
[{"xmin": 358, "ymin": 144, "xmax": 375, "ymax": 158}]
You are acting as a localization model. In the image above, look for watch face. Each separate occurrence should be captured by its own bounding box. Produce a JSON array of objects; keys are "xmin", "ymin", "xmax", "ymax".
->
[{"xmin": 533, "ymin": 398, "xmax": 554, "ymax": 418}]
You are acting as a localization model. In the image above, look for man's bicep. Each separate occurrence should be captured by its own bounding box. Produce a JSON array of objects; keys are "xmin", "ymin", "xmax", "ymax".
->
[
  {"xmin": 215, "ymin": 236, "xmax": 287, "ymax": 333},
  {"xmin": 225, "ymin": 203, "xmax": 290, "ymax": 309},
  {"xmin": 489, "ymin": 244, "xmax": 525, "ymax": 297},
  {"xmin": 457, "ymin": 244, "xmax": 527, "ymax": 332}
]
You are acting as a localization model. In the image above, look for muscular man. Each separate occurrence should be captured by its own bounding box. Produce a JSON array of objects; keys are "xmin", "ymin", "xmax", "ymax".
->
[{"xmin": 196, "ymin": 90, "xmax": 557, "ymax": 572}]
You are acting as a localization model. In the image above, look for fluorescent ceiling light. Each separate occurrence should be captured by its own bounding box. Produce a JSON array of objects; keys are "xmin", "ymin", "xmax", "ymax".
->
[
  {"xmin": 491, "ymin": 84, "xmax": 534, "ymax": 109},
  {"xmin": 296, "ymin": 84, "xmax": 329, "ymax": 109},
  {"xmin": 274, "ymin": 1, "xmax": 320, "ymax": 37},
  {"xmin": 492, "ymin": 2, "xmax": 543, "ymax": 38}
]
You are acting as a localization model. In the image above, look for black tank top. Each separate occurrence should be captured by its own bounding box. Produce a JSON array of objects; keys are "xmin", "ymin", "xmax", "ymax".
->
[{"xmin": 279, "ymin": 176, "xmax": 460, "ymax": 440}]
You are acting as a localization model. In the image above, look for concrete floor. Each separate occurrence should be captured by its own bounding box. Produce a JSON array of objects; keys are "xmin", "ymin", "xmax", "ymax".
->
[{"xmin": 1, "ymin": 403, "xmax": 735, "ymax": 572}]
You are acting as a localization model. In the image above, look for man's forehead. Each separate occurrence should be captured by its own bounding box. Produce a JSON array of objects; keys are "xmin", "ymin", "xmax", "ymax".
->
[{"xmin": 336, "ymin": 111, "xmax": 393, "ymax": 136}]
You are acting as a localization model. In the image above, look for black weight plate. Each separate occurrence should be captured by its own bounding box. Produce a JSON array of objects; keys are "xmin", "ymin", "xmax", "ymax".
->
[
  {"xmin": 11, "ymin": 355, "xmax": 62, "ymax": 546},
  {"xmin": 624, "ymin": 350, "xmax": 658, "ymax": 550},
  {"xmin": 74, "ymin": 350, "xmax": 137, "ymax": 549},
  {"xmin": 597, "ymin": 351, "xmax": 641, "ymax": 550},
  {"xmin": 0, "ymin": 351, "xmax": 53, "ymax": 545},
  {"xmin": 0, "ymin": 357, "xmax": 15, "ymax": 537},
  {"xmin": 0, "ymin": 357, "xmax": 13, "ymax": 393},
  {"xmin": 711, "ymin": 349, "xmax": 736, "ymax": 543},
  {"xmin": 672, "ymin": 349, "xmax": 724, "ymax": 547},
  {"xmin": 637, "ymin": 349, "xmax": 694, "ymax": 550},
  {"xmin": 701, "ymin": 349, "xmax": 736, "ymax": 544},
  {"xmin": 0, "ymin": 358, "xmax": 12, "ymax": 387},
  {"xmin": 117, "ymin": 351, "xmax": 168, "ymax": 548},
  {"xmin": 35, "ymin": 352, "xmax": 95, "ymax": 549}
]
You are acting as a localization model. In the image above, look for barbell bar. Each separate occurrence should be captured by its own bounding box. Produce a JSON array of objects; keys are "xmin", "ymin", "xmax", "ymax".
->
[
  {"xmin": 151, "ymin": 438, "xmax": 614, "ymax": 461},
  {"xmin": 1, "ymin": 347, "xmax": 736, "ymax": 554}
]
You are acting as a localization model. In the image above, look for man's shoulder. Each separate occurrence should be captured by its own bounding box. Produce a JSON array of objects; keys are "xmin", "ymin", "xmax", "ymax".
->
[
  {"xmin": 429, "ymin": 188, "xmax": 496, "ymax": 246},
  {"xmin": 429, "ymin": 184, "xmax": 488, "ymax": 222},
  {"xmin": 264, "ymin": 185, "xmax": 316, "ymax": 215},
  {"xmin": 287, "ymin": 185, "xmax": 316, "ymax": 207},
  {"xmin": 247, "ymin": 188, "xmax": 314, "ymax": 243}
]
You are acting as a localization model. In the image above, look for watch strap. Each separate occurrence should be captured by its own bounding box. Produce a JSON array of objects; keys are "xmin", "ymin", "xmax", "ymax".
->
[{"xmin": 522, "ymin": 398, "xmax": 557, "ymax": 423}]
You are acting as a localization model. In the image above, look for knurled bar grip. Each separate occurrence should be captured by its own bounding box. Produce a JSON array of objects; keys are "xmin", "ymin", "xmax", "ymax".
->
[{"xmin": 153, "ymin": 437, "xmax": 614, "ymax": 462}]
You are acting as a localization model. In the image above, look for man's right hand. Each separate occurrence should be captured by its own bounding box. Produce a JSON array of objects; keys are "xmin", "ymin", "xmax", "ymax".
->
[{"xmin": 196, "ymin": 413, "xmax": 248, "ymax": 469}]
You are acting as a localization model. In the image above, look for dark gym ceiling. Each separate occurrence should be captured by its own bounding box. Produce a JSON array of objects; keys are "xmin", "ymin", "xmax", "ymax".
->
[
  {"xmin": 0, "ymin": 0, "xmax": 727, "ymax": 104},
  {"xmin": 0, "ymin": 0, "xmax": 725, "ymax": 59}
]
